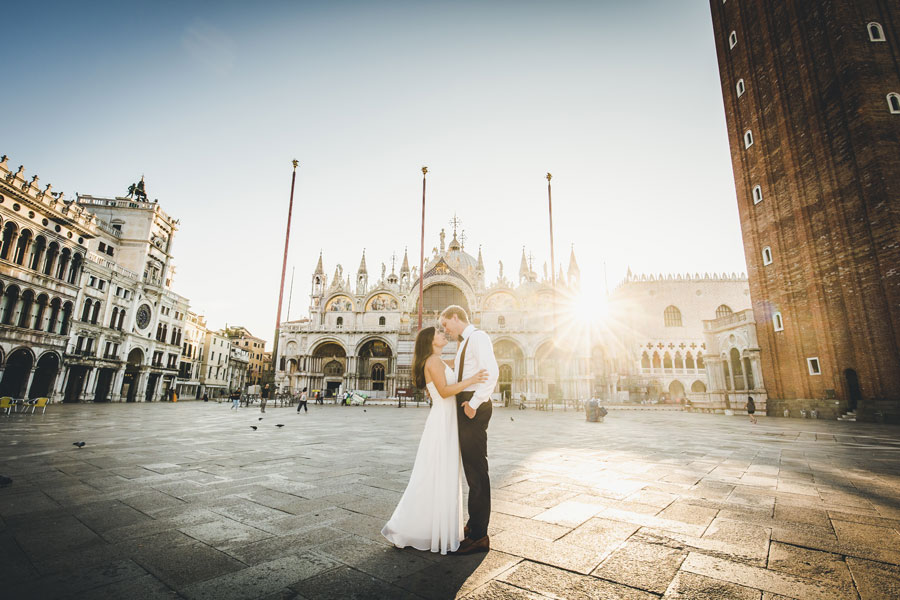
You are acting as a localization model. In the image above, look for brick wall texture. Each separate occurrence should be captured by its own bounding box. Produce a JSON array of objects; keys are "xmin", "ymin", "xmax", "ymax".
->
[{"xmin": 709, "ymin": 0, "xmax": 900, "ymax": 420}]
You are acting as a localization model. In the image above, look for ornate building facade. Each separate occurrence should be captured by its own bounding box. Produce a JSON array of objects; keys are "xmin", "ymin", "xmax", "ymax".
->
[{"xmin": 276, "ymin": 225, "xmax": 763, "ymax": 409}]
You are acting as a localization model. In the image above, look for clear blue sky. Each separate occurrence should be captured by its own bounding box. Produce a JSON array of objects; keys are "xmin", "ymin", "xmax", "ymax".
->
[{"xmin": 5, "ymin": 0, "xmax": 743, "ymax": 346}]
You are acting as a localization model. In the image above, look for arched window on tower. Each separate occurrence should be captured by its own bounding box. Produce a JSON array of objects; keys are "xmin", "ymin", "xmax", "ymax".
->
[
  {"xmin": 716, "ymin": 304, "xmax": 733, "ymax": 319},
  {"xmin": 888, "ymin": 93, "xmax": 900, "ymax": 114},
  {"xmin": 752, "ymin": 185, "xmax": 763, "ymax": 204},
  {"xmin": 498, "ymin": 315, "xmax": 506, "ymax": 329},
  {"xmin": 729, "ymin": 31, "xmax": 737, "ymax": 49},
  {"xmin": 868, "ymin": 22, "xmax": 886, "ymax": 42},
  {"xmin": 762, "ymin": 246, "xmax": 773, "ymax": 265},
  {"xmin": 773, "ymin": 312, "xmax": 784, "ymax": 331},
  {"xmin": 664, "ymin": 306, "xmax": 682, "ymax": 327},
  {"xmin": 744, "ymin": 129, "xmax": 754, "ymax": 148},
  {"xmin": 336, "ymin": 316, "xmax": 343, "ymax": 329},
  {"xmin": 81, "ymin": 298, "xmax": 92, "ymax": 322},
  {"xmin": 736, "ymin": 78, "xmax": 745, "ymax": 97},
  {"xmin": 110, "ymin": 307, "xmax": 119, "ymax": 328},
  {"xmin": 378, "ymin": 316, "xmax": 386, "ymax": 326}
]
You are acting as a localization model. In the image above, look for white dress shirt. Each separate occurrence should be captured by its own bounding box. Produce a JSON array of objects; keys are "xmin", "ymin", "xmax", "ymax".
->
[{"xmin": 454, "ymin": 324, "xmax": 499, "ymax": 410}]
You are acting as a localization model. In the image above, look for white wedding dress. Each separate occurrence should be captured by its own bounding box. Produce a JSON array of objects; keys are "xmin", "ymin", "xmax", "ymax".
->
[{"xmin": 381, "ymin": 365, "xmax": 464, "ymax": 554}]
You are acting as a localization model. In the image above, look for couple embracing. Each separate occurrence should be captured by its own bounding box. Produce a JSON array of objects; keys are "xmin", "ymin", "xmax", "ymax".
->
[{"xmin": 381, "ymin": 305, "xmax": 499, "ymax": 555}]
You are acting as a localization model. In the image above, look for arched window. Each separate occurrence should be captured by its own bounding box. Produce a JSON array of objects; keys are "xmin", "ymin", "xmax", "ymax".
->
[
  {"xmin": 371, "ymin": 363, "xmax": 386, "ymax": 391},
  {"xmin": 1, "ymin": 221, "xmax": 18, "ymax": 260},
  {"xmin": 13, "ymin": 229, "xmax": 32, "ymax": 265},
  {"xmin": 117, "ymin": 309, "xmax": 126, "ymax": 330},
  {"xmin": 691, "ymin": 380, "xmax": 706, "ymax": 393},
  {"xmin": 279, "ymin": 356, "xmax": 286, "ymax": 371},
  {"xmin": 43, "ymin": 242, "xmax": 59, "ymax": 276},
  {"xmin": 17, "ymin": 290, "xmax": 35, "ymax": 328},
  {"xmin": 0, "ymin": 285, "xmax": 19, "ymax": 325},
  {"xmin": 773, "ymin": 312, "xmax": 784, "ymax": 331},
  {"xmin": 736, "ymin": 78, "xmax": 745, "ymax": 97},
  {"xmin": 716, "ymin": 304, "xmax": 733, "ymax": 318},
  {"xmin": 56, "ymin": 248, "xmax": 71, "ymax": 281},
  {"xmin": 664, "ymin": 305, "xmax": 682, "ymax": 327},
  {"xmin": 378, "ymin": 316, "xmax": 386, "ymax": 326},
  {"xmin": 868, "ymin": 22, "xmax": 886, "ymax": 42},
  {"xmin": 663, "ymin": 352, "xmax": 673, "ymax": 369},
  {"xmin": 47, "ymin": 298, "xmax": 61, "ymax": 333},
  {"xmin": 731, "ymin": 348, "xmax": 744, "ymax": 390},
  {"xmin": 888, "ymin": 93, "xmax": 900, "ymax": 114},
  {"xmin": 744, "ymin": 129, "xmax": 754, "ymax": 148},
  {"xmin": 729, "ymin": 31, "xmax": 737, "ymax": 49},
  {"xmin": 752, "ymin": 185, "xmax": 763, "ymax": 204},
  {"xmin": 110, "ymin": 307, "xmax": 119, "ymax": 328},
  {"xmin": 696, "ymin": 352, "xmax": 705, "ymax": 369},
  {"xmin": 336, "ymin": 316, "xmax": 343, "ymax": 328},
  {"xmin": 498, "ymin": 315, "xmax": 506, "ymax": 329},
  {"xmin": 641, "ymin": 352, "xmax": 650, "ymax": 370},
  {"xmin": 686, "ymin": 352, "xmax": 695, "ymax": 370},
  {"xmin": 60, "ymin": 301, "xmax": 73, "ymax": 335},
  {"xmin": 674, "ymin": 352, "xmax": 684, "ymax": 370},
  {"xmin": 652, "ymin": 352, "xmax": 661, "ymax": 369},
  {"xmin": 744, "ymin": 357, "xmax": 755, "ymax": 389},
  {"xmin": 324, "ymin": 360, "xmax": 343, "ymax": 376},
  {"xmin": 762, "ymin": 246, "xmax": 773, "ymax": 265},
  {"xmin": 81, "ymin": 298, "xmax": 93, "ymax": 322},
  {"xmin": 91, "ymin": 301, "xmax": 101, "ymax": 324}
]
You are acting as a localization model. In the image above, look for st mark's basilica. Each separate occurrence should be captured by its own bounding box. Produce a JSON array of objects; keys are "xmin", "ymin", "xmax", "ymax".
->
[{"xmin": 275, "ymin": 221, "xmax": 766, "ymax": 411}]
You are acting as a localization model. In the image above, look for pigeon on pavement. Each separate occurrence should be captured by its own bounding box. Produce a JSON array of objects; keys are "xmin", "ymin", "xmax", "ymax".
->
[
  {"xmin": 250, "ymin": 426, "xmax": 258, "ymax": 430},
  {"xmin": 276, "ymin": 424, "xmax": 285, "ymax": 428}
]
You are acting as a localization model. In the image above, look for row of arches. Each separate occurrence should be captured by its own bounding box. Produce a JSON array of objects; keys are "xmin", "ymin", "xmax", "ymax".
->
[
  {"xmin": 0, "ymin": 282, "xmax": 73, "ymax": 334},
  {"xmin": 641, "ymin": 350, "xmax": 705, "ymax": 371},
  {"xmin": 1, "ymin": 221, "xmax": 84, "ymax": 284},
  {"xmin": 0, "ymin": 348, "xmax": 61, "ymax": 399}
]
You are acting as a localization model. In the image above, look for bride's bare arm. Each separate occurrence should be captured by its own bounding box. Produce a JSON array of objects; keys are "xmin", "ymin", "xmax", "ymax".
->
[{"xmin": 425, "ymin": 356, "xmax": 487, "ymax": 398}]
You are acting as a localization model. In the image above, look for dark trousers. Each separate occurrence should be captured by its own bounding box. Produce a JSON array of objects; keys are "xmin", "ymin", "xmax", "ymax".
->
[
  {"xmin": 457, "ymin": 391, "xmax": 491, "ymax": 539},
  {"xmin": 297, "ymin": 400, "xmax": 307, "ymax": 413}
]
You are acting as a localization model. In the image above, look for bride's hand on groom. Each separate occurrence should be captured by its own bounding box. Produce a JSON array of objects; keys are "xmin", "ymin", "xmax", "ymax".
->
[{"xmin": 466, "ymin": 369, "xmax": 489, "ymax": 386}]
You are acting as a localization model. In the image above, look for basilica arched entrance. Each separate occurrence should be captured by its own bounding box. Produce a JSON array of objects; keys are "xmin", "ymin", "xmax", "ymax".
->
[
  {"xmin": 493, "ymin": 339, "xmax": 524, "ymax": 402},
  {"xmin": 122, "ymin": 348, "xmax": 144, "ymax": 402},
  {"xmin": 29, "ymin": 352, "xmax": 60, "ymax": 398},
  {"xmin": 312, "ymin": 341, "xmax": 347, "ymax": 398},
  {"xmin": 535, "ymin": 341, "xmax": 565, "ymax": 401},
  {"xmin": 0, "ymin": 348, "xmax": 33, "ymax": 397},
  {"xmin": 356, "ymin": 338, "xmax": 393, "ymax": 396}
]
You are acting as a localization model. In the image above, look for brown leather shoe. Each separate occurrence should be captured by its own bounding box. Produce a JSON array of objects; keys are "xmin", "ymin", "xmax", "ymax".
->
[{"xmin": 453, "ymin": 535, "xmax": 489, "ymax": 555}]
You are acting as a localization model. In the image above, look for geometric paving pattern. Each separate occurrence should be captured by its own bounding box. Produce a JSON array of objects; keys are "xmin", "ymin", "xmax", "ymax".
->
[{"xmin": 2, "ymin": 403, "xmax": 899, "ymax": 599}]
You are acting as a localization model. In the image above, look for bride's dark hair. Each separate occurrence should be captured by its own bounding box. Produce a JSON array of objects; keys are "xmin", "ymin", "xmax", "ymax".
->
[{"xmin": 413, "ymin": 327, "xmax": 436, "ymax": 389}]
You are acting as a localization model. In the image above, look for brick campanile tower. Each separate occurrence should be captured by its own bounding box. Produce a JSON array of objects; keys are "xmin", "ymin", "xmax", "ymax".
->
[{"xmin": 709, "ymin": 1, "xmax": 900, "ymax": 422}]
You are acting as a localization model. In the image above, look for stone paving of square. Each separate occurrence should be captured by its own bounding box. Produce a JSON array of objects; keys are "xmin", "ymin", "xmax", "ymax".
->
[{"xmin": 2, "ymin": 401, "xmax": 900, "ymax": 599}]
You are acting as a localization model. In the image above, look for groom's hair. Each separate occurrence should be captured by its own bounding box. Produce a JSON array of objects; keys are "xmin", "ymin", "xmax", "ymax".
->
[{"xmin": 440, "ymin": 305, "xmax": 469, "ymax": 323}]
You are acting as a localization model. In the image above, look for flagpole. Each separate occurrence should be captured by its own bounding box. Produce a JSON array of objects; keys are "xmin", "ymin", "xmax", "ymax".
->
[
  {"xmin": 286, "ymin": 266, "xmax": 295, "ymax": 321},
  {"xmin": 272, "ymin": 160, "xmax": 298, "ymax": 380},
  {"xmin": 418, "ymin": 166, "xmax": 427, "ymax": 331}
]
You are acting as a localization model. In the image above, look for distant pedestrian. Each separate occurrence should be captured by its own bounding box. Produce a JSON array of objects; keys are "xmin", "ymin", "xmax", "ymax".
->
[
  {"xmin": 261, "ymin": 384, "xmax": 270, "ymax": 413},
  {"xmin": 747, "ymin": 396, "xmax": 757, "ymax": 424},
  {"xmin": 316, "ymin": 390, "xmax": 323, "ymax": 405},
  {"xmin": 297, "ymin": 387, "xmax": 308, "ymax": 413},
  {"xmin": 202, "ymin": 393, "xmax": 209, "ymax": 403},
  {"xmin": 230, "ymin": 389, "xmax": 240, "ymax": 410}
]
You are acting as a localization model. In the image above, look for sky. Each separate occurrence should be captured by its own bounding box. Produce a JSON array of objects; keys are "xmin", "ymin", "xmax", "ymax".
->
[{"xmin": 4, "ymin": 0, "xmax": 744, "ymax": 347}]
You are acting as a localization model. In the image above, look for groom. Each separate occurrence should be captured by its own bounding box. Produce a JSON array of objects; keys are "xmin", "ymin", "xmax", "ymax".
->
[{"xmin": 440, "ymin": 305, "xmax": 499, "ymax": 554}]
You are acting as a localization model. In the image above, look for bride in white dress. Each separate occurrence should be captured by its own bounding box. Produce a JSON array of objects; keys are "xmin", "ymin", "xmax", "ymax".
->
[{"xmin": 381, "ymin": 326, "xmax": 488, "ymax": 554}]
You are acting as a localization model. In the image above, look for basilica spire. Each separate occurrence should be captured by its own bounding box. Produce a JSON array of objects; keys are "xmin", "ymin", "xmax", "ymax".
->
[
  {"xmin": 400, "ymin": 247, "xmax": 410, "ymax": 274},
  {"xmin": 567, "ymin": 244, "xmax": 580, "ymax": 289},
  {"xmin": 314, "ymin": 251, "xmax": 324, "ymax": 275},
  {"xmin": 356, "ymin": 249, "xmax": 368, "ymax": 295},
  {"xmin": 476, "ymin": 245, "xmax": 485, "ymax": 273},
  {"xmin": 519, "ymin": 247, "xmax": 529, "ymax": 283},
  {"xmin": 357, "ymin": 249, "xmax": 368, "ymax": 274}
]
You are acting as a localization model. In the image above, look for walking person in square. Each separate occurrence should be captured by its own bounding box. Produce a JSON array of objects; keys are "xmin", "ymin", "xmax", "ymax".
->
[
  {"xmin": 747, "ymin": 395, "xmax": 757, "ymax": 424},
  {"xmin": 296, "ymin": 387, "xmax": 308, "ymax": 413},
  {"xmin": 260, "ymin": 383, "xmax": 270, "ymax": 413}
]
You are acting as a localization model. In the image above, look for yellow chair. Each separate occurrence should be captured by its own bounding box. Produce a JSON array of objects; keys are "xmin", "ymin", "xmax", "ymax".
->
[
  {"xmin": 29, "ymin": 398, "xmax": 49, "ymax": 415},
  {"xmin": 0, "ymin": 397, "xmax": 12, "ymax": 416}
]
